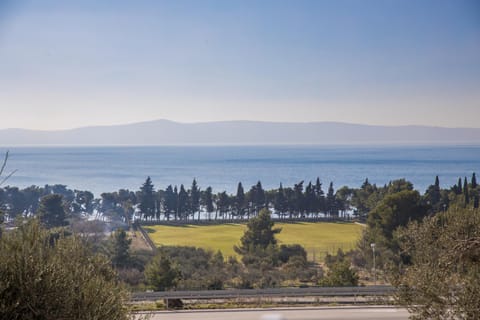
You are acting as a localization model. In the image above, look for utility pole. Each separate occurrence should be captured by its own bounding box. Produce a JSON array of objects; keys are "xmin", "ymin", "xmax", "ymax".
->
[{"xmin": 371, "ymin": 243, "xmax": 376, "ymax": 285}]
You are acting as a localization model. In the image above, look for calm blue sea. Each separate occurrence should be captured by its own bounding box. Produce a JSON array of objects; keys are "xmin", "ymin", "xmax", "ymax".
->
[{"xmin": 2, "ymin": 145, "xmax": 479, "ymax": 197}]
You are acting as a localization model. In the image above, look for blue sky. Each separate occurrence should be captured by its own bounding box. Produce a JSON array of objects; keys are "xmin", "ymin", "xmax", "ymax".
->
[{"xmin": 0, "ymin": 0, "xmax": 479, "ymax": 129}]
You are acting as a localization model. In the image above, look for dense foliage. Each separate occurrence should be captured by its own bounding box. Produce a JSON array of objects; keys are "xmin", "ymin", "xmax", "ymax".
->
[
  {"xmin": 1, "ymin": 148, "xmax": 479, "ymax": 315},
  {"xmin": 393, "ymin": 207, "xmax": 480, "ymax": 319},
  {"xmin": 0, "ymin": 220, "xmax": 130, "ymax": 320},
  {"xmin": 0, "ymin": 173, "xmax": 478, "ymax": 226}
]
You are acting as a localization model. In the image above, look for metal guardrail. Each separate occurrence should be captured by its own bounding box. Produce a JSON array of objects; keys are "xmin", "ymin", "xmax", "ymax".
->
[
  {"xmin": 131, "ymin": 286, "xmax": 395, "ymax": 302},
  {"xmin": 135, "ymin": 223, "xmax": 157, "ymax": 252}
]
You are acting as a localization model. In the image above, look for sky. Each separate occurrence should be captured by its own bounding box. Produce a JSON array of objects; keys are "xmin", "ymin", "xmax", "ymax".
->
[{"xmin": 0, "ymin": 0, "xmax": 479, "ymax": 130}]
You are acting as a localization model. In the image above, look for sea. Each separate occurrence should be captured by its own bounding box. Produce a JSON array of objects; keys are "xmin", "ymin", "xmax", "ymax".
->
[{"xmin": 1, "ymin": 145, "xmax": 479, "ymax": 197}]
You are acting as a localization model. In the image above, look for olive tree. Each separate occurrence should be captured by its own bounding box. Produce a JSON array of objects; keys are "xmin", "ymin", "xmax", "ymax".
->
[
  {"xmin": 0, "ymin": 220, "xmax": 130, "ymax": 319},
  {"xmin": 393, "ymin": 206, "xmax": 480, "ymax": 320}
]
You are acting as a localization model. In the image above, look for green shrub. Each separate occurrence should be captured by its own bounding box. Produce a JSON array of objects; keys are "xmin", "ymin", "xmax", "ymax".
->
[{"xmin": 0, "ymin": 220, "xmax": 130, "ymax": 320}]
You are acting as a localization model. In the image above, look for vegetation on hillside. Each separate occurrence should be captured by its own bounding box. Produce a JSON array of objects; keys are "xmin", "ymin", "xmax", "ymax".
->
[
  {"xmin": 0, "ymin": 220, "xmax": 130, "ymax": 319},
  {"xmin": 1, "ymin": 149, "xmax": 479, "ymax": 317}
]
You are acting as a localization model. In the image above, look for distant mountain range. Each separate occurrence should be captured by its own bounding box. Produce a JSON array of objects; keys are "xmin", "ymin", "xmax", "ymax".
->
[{"xmin": 1, "ymin": 119, "xmax": 479, "ymax": 145}]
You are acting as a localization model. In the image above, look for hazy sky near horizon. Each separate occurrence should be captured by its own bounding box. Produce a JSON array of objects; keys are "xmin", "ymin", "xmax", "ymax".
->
[{"xmin": 0, "ymin": 0, "xmax": 479, "ymax": 130}]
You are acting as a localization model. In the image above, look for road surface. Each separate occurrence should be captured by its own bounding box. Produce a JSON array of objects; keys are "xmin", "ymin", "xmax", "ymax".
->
[{"xmin": 136, "ymin": 306, "xmax": 409, "ymax": 320}]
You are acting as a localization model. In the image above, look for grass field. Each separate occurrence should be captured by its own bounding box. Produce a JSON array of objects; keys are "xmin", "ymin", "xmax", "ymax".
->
[{"xmin": 145, "ymin": 222, "xmax": 363, "ymax": 261}]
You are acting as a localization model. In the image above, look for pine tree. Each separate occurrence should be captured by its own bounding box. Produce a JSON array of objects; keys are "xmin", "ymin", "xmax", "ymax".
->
[
  {"xmin": 234, "ymin": 208, "xmax": 281, "ymax": 255},
  {"xmin": 314, "ymin": 177, "xmax": 325, "ymax": 214},
  {"xmin": 163, "ymin": 185, "xmax": 175, "ymax": 220},
  {"xmin": 254, "ymin": 181, "xmax": 266, "ymax": 214},
  {"xmin": 110, "ymin": 228, "xmax": 131, "ymax": 268},
  {"xmin": 216, "ymin": 191, "xmax": 230, "ymax": 219},
  {"xmin": 178, "ymin": 185, "xmax": 189, "ymax": 220},
  {"xmin": 145, "ymin": 254, "xmax": 179, "ymax": 291},
  {"xmin": 326, "ymin": 182, "xmax": 336, "ymax": 217},
  {"xmin": 190, "ymin": 179, "xmax": 201, "ymax": 220},
  {"xmin": 304, "ymin": 181, "xmax": 316, "ymax": 217},
  {"xmin": 293, "ymin": 181, "xmax": 304, "ymax": 217},
  {"xmin": 139, "ymin": 177, "xmax": 156, "ymax": 219},
  {"xmin": 235, "ymin": 182, "xmax": 246, "ymax": 218},
  {"xmin": 202, "ymin": 186, "xmax": 214, "ymax": 220},
  {"xmin": 37, "ymin": 194, "xmax": 68, "ymax": 228},
  {"xmin": 274, "ymin": 183, "xmax": 288, "ymax": 218}
]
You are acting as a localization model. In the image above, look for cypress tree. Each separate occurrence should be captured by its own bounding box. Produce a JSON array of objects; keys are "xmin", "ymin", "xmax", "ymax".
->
[
  {"xmin": 464, "ymin": 177, "xmax": 470, "ymax": 205},
  {"xmin": 173, "ymin": 186, "xmax": 178, "ymax": 220},
  {"xmin": 472, "ymin": 173, "xmax": 477, "ymax": 189},
  {"xmin": 274, "ymin": 183, "xmax": 288, "ymax": 218},
  {"xmin": 163, "ymin": 185, "xmax": 175, "ymax": 220},
  {"xmin": 361, "ymin": 178, "xmax": 371, "ymax": 189},
  {"xmin": 457, "ymin": 178, "xmax": 463, "ymax": 195},
  {"xmin": 190, "ymin": 179, "xmax": 200, "ymax": 220},
  {"xmin": 235, "ymin": 182, "xmax": 246, "ymax": 218},
  {"xmin": 304, "ymin": 182, "xmax": 316, "ymax": 217},
  {"xmin": 254, "ymin": 181, "xmax": 266, "ymax": 214},
  {"xmin": 315, "ymin": 177, "xmax": 325, "ymax": 214},
  {"xmin": 178, "ymin": 185, "xmax": 189, "ymax": 220},
  {"xmin": 326, "ymin": 182, "xmax": 336, "ymax": 217}
]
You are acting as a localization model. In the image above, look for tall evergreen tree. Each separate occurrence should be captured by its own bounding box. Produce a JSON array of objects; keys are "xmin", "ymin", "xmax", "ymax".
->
[
  {"xmin": 234, "ymin": 208, "xmax": 281, "ymax": 255},
  {"xmin": 293, "ymin": 181, "xmax": 304, "ymax": 217},
  {"xmin": 110, "ymin": 228, "xmax": 132, "ymax": 269},
  {"xmin": 274, "ymin": 183, "xmax": 288, "ymax": 218},
  {"xmin": 190, "ymin": 179, "xmax": 201, "ymax": 220},
  {"xmin": 139, "ymin": 177, "xmax": 156, "ymax": 219},
  {"xmin": 326, "ymin": 182, "xmax": 337, "ymax": 217},
  {"xmin": 457, "ymin": 177, "xmax": 463, "ymax": 195},
  {"xmin": 464, "ymin": 177, "xmax": 470, "ymax": 205},
  {"xmin": 173, "ymin": 186, "xmax": 179, "ymax": 220},
  {"xmin": 253, "ymin": 181, "xmax": 266, "ymax": 214},
  {"xmin": 424, "ymin": 175, "xmax": 441, "ymax": 212},
  {"xmin": 163, "ymin": 185, "xmax": 175, "ymax": 220},
  {"xmin": 304, "ymin": 181, "xmax": 316, "ymax": 217},
  {"xmin": 314, "ymin": 177, "xmax": 325, "ymax": 214},
  {"xmin": 37, "ymin": 194, "xmax": 68, "ymax": 228},
  {"xmin": 216, "ymin": 191, "xmax": 230, "ymax": 219},
  {"xmin": 361, "ymin": 178, "xmax": 371, "ymax": 189},
  {"xmin": 472, "ymin": 172, "xmax": 477, "ymax": 189},
  {"xmin": 202, "ymin": 186, "xmax": 214, "ymax": 220},
  {"xmin": 235, "ymin": 182, "xmax": 246, "ymax": 218},
  {"xmin": 177, "ymin": 184, "xmax": 189, "ymax": 220}
]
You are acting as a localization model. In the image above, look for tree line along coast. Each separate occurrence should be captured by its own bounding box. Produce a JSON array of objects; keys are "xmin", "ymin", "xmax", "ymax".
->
[{"xmin": 0, "ymin": 173, "xmax": 478, "ymax": 225}]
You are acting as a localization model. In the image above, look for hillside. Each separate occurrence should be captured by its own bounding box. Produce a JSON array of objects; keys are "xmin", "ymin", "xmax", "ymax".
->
[{"xmin": 1, "ymin": 119, "xmax": 479, "ymax": 145}]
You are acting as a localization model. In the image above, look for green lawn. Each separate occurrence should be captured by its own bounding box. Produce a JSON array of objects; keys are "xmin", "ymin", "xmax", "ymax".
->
[{"xmin": 145, "ymin": 222, "xmax": 363, "ymax": 261}]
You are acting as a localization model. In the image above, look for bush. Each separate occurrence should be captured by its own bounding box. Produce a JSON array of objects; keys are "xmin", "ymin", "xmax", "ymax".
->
[
  {"xmin": 278, "ymin": 244, "xmax": 307, "ymax": 264},
  {"xmin": 0, "ymin": 220, "xmax": 130, "ymax": 320},
  {"xmin": 320, "ymin": 261, "xmax": 359, "ymax": 287}
]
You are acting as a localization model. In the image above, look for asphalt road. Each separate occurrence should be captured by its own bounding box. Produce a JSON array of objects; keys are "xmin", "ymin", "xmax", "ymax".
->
[{"xmin": 136, "ymin": 306, "xmax": 409, "ymax": 320}]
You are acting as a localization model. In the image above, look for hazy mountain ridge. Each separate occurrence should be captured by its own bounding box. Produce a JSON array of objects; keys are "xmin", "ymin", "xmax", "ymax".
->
[{"xmin": 1, "ymin": 120, "xmax": 479, "ymax": 145}]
